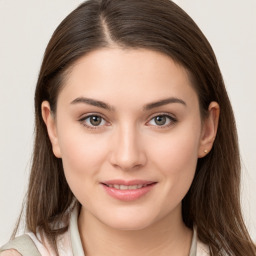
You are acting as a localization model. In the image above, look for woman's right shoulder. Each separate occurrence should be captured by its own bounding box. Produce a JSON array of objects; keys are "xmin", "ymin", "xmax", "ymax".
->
[{"xmin": 0, "ymin": 234, "xmax": 41, "ymax": 256}]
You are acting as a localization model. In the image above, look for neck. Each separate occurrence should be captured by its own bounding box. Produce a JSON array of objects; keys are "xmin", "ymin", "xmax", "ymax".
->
[{"xmin": 78, "ymin": 205, "xmax": 193, "ymax": 256}]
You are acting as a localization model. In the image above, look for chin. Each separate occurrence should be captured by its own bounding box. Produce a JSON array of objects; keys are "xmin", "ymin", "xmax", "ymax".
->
[
  {"xmin": 98, "ymin": 210, "xmax": 158, "ymax": 231},
  {"xmin": 106, "ymin": 219, "xmax": 153, "ymax": 231}
]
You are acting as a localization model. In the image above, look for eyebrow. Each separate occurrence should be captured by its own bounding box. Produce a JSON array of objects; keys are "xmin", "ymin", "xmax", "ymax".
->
[
  {"xmin": 70, "ymin": 96, "xmax": 186, "ymax": 111},
  {"xmin": 143, "ymin": 97, "xmax": 186, "ymax": 110},
  {"xmin": 70, "ymin": 97, "xmax": 113, "ymax": 111}
]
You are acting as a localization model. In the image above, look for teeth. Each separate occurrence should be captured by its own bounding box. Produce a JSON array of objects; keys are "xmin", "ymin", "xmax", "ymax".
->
[{"xmin": 107, "ymin": 184, "xmax": 146, "ymax": 190}]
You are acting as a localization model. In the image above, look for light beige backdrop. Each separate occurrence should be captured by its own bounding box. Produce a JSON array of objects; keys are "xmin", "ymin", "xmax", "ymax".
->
[{"xmin": 0, "ymin": 0, "xmax": 255, "ymax": 245}]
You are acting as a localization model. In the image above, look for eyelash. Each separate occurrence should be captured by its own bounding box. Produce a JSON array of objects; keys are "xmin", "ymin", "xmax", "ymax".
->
[
  {"xmin": 146, "ymin": 113, "xmax": 177, "ymax": 128},
  {"xmin": 78, "ymin": 113, "xmax": 177, "ymax": 130},
  {"xmin": 78, "ymin": 114, "xmax": 109, "ymax": 130}
]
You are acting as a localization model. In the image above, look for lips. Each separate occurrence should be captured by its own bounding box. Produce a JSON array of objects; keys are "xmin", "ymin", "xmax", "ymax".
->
[
  {"xmin": 101, "ymin": 180, "xmax": 157, "ymax": 201},
  {"xmin": 105, "ymin": 184, "xmax": 147, "ymax": 190}
]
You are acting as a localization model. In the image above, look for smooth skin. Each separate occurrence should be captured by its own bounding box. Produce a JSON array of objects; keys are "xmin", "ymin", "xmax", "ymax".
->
[{"xmin": 41, "ymin": 48, "xmax": 219, "ymax": 256}]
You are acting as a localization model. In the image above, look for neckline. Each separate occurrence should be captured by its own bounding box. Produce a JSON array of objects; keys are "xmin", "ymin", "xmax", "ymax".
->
[{"xmin": 69, "ymin": 206, "xmax": 198, "ymax": 256}]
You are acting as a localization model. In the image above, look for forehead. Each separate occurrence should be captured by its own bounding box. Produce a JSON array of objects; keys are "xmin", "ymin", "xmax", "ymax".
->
[{"xmin": 58, "ymin": 48, "xmax": 198, "ymax": 109}]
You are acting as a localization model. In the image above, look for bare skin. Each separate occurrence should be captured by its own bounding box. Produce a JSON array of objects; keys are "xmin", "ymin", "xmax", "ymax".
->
[{"xmin": 42, "ymin": 48, "xmax": 219, "ymax": 255}]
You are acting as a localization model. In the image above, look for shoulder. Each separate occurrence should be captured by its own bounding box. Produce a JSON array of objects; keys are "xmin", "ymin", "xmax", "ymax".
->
[
  {"xmin": 0, "ymin": 234, "xmax": 41, "ymax": 256},
  {"xmin": 0, "ymin": 249, "xmax": 21, "ymax": 256}
]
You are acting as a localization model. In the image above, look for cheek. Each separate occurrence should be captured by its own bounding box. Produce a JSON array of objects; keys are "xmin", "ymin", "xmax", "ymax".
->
[
  {"xmin": 56, "ymin": 125, "xmax": 109, "ymax": 197},
  {"xmin": 150, "ymin": 129, "xmax": 200, "ymax": 171},
  {"xmin": 148, "ymin": 124, "xmax": 201, "ymax": 195},
  {"xmin": 60, "ymin": 135, "xmax": 100, "ymax": 170}
]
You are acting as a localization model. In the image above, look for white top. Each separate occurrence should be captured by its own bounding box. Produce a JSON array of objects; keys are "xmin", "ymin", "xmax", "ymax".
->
[{"xmin": 26, "ymin": 206, "xmax": 209, "ymax": 256}]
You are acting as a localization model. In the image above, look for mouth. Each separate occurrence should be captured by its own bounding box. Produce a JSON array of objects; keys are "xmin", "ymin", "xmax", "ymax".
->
[
  {"xmin": 100, "ymin": 180, "xmax": 157, "ymax": 201},
  {"xmin": 103, "ymin": 184, "xmax": 151, "ymax": 190}
]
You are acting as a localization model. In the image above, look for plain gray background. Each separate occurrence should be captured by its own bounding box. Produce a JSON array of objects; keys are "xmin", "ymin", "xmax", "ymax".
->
[{"xmin": 0, "ymin": 0, "xmax": 255, "ymax": 245}]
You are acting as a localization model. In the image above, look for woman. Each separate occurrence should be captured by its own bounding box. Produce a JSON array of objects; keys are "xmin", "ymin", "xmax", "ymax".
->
[{"xmin": 1, "ymin": 0, "xmax": 255, "ymax": 255}]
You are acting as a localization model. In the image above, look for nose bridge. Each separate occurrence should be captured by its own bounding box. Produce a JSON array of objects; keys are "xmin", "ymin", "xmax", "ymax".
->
[{"xmin": 110, "ymin": 122, "xmax": 146, "ymax": 170}]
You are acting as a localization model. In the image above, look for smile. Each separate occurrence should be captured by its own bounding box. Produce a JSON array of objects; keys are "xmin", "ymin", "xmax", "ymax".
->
[
  {"xmin": 104, "ymin": 184, "xmax": 148, "ymax": 190},
  {"xmin": 101, "ymin": 180, "xmax": 157, "ymax": 201}
]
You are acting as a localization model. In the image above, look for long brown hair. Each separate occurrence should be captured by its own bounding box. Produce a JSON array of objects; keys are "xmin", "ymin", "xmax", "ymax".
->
[{"xmin": 14, "ymin": 0, "xmax": 256, "ymax": 255}]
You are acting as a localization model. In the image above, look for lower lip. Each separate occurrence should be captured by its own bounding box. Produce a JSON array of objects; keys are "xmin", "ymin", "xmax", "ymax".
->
[{"xmin": 101, "ymin": 183, "xmax": 156, "ymax": 201}]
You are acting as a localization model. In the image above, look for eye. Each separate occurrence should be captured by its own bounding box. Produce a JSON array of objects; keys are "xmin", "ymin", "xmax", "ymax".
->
[
  {"xmin": 79, "ymin": 115, "xmax": 107, "ymax": 128},
  {"xmin": 147, "ymin": 114, "xmax": 176, "ymax": 127}
]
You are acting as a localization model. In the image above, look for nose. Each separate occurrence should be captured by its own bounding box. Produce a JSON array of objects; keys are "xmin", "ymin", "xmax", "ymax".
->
[{"xmin": 109, "ymin": 125, "xmax": 147, "ymax": 171}]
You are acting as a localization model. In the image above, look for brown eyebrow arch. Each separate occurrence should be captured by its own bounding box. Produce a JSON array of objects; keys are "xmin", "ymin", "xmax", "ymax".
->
[
  {"xmin": 143, "ymin": 97, "xmax": 186, "ymax": 110},
  {"xmin": 70, "ymin": 97, "xmax": 114, "ymax": 111},
  {"xmin": 71, "ymin": 96, "xmax": 186, "ymax": 111}
]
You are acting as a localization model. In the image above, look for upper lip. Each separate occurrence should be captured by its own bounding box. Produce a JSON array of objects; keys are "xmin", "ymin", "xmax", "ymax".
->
[{"xmin": 101, "ymin": 179, "xmax": 157, "ymax": 186}]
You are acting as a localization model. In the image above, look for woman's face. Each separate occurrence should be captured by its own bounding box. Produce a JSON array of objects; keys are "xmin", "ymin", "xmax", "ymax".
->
[{"xmin": 43, "ymin": 48, "xmax": 216, "ymax": 230}]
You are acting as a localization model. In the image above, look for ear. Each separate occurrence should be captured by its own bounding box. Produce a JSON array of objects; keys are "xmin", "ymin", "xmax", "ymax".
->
[
  {"xmin": 198, "ymin": 101, "xmax": 220, "ymax": 158},
  {"xmin": 41, "ymin": 101, "xmax": 62, "ymax": 158}
]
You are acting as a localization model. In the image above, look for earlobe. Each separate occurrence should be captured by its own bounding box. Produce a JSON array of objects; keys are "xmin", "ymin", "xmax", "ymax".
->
[
  {"xmin": 198, "ymin": 101, "xmax": 220, "ymax": 158},
  {"xmin": 41, "ymin": 101, "xmax": 62, "ymax": 158}
]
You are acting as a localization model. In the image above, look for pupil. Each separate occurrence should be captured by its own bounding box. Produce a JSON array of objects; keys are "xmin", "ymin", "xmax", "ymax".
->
[
  {"xmin": 155, "ymin": 116, "xmax": 166, "ymax": 126},
  {"xmin": 90, "ymin": 116, "xmax": 101, "ymax": 126}
]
